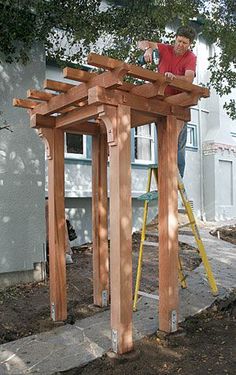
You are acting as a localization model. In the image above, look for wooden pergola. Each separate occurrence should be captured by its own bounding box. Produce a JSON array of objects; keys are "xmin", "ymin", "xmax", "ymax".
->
[{"xmin": 13, "ymin": 53, "xmax": 209, "ymax": 354}]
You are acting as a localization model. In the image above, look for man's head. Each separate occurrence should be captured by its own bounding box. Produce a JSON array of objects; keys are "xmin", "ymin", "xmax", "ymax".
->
[{"xmin": 174, "ymin": 26, "xmax": 196, "ymax": 56}]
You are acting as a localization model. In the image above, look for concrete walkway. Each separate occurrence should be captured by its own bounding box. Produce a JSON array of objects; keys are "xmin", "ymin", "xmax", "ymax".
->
[{"xmin": 0, "ymin": 226, "xmax": 235, "ymax": 375}]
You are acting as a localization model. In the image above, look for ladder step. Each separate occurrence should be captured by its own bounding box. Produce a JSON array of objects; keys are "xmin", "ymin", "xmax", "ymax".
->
[
  {"xmin": 145, "ymin": 231, "xmax": 158, "ymax": 237},
  {"xmin": 138, "ymin": 291, "xmax": 159, "ymax": 300},
  {"xmin": 178, "ymin": 208, "xmax": 186, "ymax": 214},
  {"xmin": 179, "ymin": 230, "xmax": 194, "ymax": 236},
  {"xmin": 138, "ymin": 190, "xmax": 158, "ymax": 201},
  {"xmin": 142, "ymin": 240, "xmax": 158, "ymax": 246}
]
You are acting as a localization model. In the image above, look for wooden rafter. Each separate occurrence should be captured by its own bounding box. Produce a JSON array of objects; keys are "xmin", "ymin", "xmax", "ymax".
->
[{"xmin": 87, "ymin": 53, "xmax": 209, "ymax": 96}]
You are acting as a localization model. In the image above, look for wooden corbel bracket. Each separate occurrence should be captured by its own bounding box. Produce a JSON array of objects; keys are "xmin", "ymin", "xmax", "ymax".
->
[
  {"xmin": 98, "ymin": 105, "xmax": 117, "ymax": 146},
  {"xmin": 37, "ymin": 128, "xmax": 54, "ymax": 160}
]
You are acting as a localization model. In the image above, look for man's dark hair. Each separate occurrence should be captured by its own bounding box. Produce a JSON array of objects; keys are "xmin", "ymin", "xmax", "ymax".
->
[{"xmin": 176, "ymin": 26, "xmax": 196, "ymax": 43}]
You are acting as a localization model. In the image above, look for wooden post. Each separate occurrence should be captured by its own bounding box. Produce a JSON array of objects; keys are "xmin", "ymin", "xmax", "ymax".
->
[
  {"xmin": 47, "ymin": 128, "xmax": 67, "ymax": 321},
  {"xmin": 92, "ymin": 133, "xmax": 109, "ymax": 306},
  {"xmin": 158, "ymin": 115, "xmax": 179, "ymax": 332},
  {"xmin": 105, "ymin": 105, "xmax": 133, "ymax": 354}
]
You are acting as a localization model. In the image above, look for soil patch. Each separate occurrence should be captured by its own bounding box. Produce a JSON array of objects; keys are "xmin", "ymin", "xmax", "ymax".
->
[
  {"xmin": 210, "ymin": 224, "xmax": 236, "ymax": 245},
  {"xmin": 61, "ymin": 290, "xmax": 236, "ymax": 375},
  {"xmin": 0, "ymin": 224, "xmax": 235, "ymax": 375},
  {"xmin": 0, "ymin": 232, "xmax": 200, "ymax": 345}
]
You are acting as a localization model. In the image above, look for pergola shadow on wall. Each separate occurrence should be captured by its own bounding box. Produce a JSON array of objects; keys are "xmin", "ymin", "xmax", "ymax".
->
[{"xmin": 13, "ymin": 53, "xmax": 209, "ymax": 354}]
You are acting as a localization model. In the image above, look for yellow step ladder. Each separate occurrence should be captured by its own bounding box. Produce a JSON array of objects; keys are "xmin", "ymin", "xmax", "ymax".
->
[{"xmin": 133, "ymin": 165, "xmax": 218, "ymax": 312}]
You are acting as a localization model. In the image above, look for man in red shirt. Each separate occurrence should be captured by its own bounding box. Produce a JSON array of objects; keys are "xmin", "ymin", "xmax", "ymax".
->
[{"xmin": 137, "ymin": 26, "xmax": 197, "ymax": 177}]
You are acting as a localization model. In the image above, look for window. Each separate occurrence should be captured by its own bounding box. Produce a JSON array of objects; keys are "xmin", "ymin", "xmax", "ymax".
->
[
  {"xmin": 186, "ymin": 124, "xmax": 198, "ymax": 149},
  {"xmin": 65, "ymin": 133, "xmax": 86, "ymax": 159},
  {"xmin": 134, "ymin": 124, "xmax": 155, "ymax": 163}
]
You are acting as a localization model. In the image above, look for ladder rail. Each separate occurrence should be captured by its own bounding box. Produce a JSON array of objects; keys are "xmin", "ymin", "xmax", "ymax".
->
[
  {"xmin": 133, "ymin": 167, "xmax": 218, "ymax": 312},
  {"xmin": 133, "ymin": 168, "xmax": 187, "ymax": 312},
  {"xmin": 133, "ymin": 168, "xmax": 153, "ymax": 311},
  {"xmin": 178, "ymin": 177, "xmax": 218, "ymax": 295}
]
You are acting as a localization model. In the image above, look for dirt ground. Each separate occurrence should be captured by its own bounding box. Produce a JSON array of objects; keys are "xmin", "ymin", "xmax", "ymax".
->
[
  {"xmin": 0, "ymin": 223, "xmax": 235, "ymax": 375},
  {"xmin": 210, "ymin": 224, "xmax": 236, "ymax": 245}
]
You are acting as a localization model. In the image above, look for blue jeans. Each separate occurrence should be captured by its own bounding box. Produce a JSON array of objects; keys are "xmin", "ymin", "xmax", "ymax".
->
[{"xmin": 177, "ymin": 123, "xmax": 187, "ymax": 178}]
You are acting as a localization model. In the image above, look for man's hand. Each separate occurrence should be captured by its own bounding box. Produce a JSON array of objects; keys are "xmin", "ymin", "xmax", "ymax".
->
[
  {"xmin": 165, "ymin": 72, "xmax": 176, "ymax": 80},
  {"xmin": 137, "ymin": 40, "xmax": 149, "ymax": 50}
]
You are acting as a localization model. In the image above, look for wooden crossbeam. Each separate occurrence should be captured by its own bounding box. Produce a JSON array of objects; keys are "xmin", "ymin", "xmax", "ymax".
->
[
  {"xmin": 30, "ymin": 114, "xmax": 56, "ymax": 128},
  {"xmin": 165, "ymin": 92, "xmax": 200, "ymax": 107},
  {"xmin": 63, "ymin": 67, "xmax": 97, "ymax": 82},
  {"xmin": 43, "ymin": 79, "xmax": 75, "ymax": 92},
  {"xmin": 55, "ymin": 104, "xmax": 105, "ymax": 130},
  {"xmin": 27, "ymin": 89, "xmax": 56, "ymax": 101},
  {"xmin": 13, "ymin": 98, "xmax": 40, "ymax": 109},
  {"xmin": 30, "ymin": 69, "xmax": 127, "ymax": 116},
  {"xmin": 88, "ymin": 86, "xmax": 190, "ymax": 122},
  {"xmin": 64, "ymin": 122, "xmax": 100, "ymax": 135},
  {"xmin": 88, "ymin": 53, "xmax": 209, "ymax": 96},
  {"xmin": 131, "ymin": 111, "xmax": 157, "ymax": 127}
]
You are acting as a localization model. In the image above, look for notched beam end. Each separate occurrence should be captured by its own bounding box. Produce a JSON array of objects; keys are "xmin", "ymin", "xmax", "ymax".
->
[
  {"xmin": 63, "ymin": 66, "xmax": 96, "ymax": 82},
  {"xmin": 13, "ymin": 98, "xmax": 39, "ymax": 109},
  {"xmin": 88, "ymin": 86, "xmax": 105, "ymax": 105},
  {"xmin": 30, "ymin": 113, "xmax": 56, "ymax": 129}
]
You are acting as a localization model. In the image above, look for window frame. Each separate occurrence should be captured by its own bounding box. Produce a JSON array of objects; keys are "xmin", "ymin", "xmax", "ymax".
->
[
  {"xmin": 186, "ymin": 123, "xmax": 198, "ymax": 150},
  {"xmin": 64, "ymin": 132, "xmax": 87, "ymax": 160},
  {"xmin": 133, "ymin": 123, "xmax": 155, "ymax": 164}
]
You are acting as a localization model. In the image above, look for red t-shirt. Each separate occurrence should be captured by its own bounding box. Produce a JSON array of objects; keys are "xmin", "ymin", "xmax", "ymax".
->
[{"xmin": 157, "ymin": 43, "xmax": 197, "ymax": 96}]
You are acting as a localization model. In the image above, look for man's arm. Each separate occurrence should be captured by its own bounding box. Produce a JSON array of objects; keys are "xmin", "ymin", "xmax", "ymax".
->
[
  {"xmin": 137, "ymin": 40, "xmax": 158, "ymax": 63},
  {"xmin": 165, "ymin": 70, "xmax": 194, "ymax": 82}
]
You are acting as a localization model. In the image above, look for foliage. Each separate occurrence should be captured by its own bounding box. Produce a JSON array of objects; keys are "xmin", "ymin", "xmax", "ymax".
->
[{"xmin": 0, "ymin": 0, "xmax": 235, "ymax": 118}]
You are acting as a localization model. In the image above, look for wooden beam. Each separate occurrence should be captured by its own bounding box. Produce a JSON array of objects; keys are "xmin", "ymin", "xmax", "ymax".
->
[
  {"xmin": 31, "ymin": 70, "xmax": 125, "ymax": 116},
  {"xmin": 131, "ymin": 111, "xmax": 158, "ymax": 127},
  {"xmin": 27, "ymin": 89, "xmax": 56, "ymax": 101},
  {"xmin": 92, "ymin": 133, "xmax": 109, "ymax": 306},
  {"xmin": 88, "ymin": 86, "xmax": 190, "ymax": 122},
  {"xmin": 104, "ymin": 105, "xmax": 133, "ymax": 354},
  {"xmin": 131, "ymin": 82, "xmax": 165, "ymax": 98},
  {"xmin": 43, "ymin": 79, "xmax": 75, "ymax": 93},
  {"xmin": 55, "ymin": 105, "xmax": 104, "ymax": 130},
  {"xmin": 63, "ymin": 67, "xmax": 97, "ymax": 82},
  {"xmin": 164, "ymin": 92, "xmax": 200, "ymax": 107},
  {"xmin": 46, "ymin": 128, "xmax": 67, "ymax": 321},
  {"xmin": 13, "ymin": 98, "xmax": 39, "ymax": 109},
  {"xmin": 88, "ymin": 53, "xmax": 210, "ymax": 96},
  {"xmin": 30, "ymin": 113, "xmax": 56, "ymax": 128},
  {"xmin": 158, "ymin": 116, "xmax": 179, "ymax": 333},
  {"xmin": 63, "ymin": 121, "xmax": 100, "ymax": 135}
]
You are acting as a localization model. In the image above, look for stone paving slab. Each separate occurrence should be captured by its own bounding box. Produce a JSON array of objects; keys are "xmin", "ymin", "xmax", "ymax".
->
[{"xmin": 0, "ymin": 226, "xmax": 235, "ymax": 375}]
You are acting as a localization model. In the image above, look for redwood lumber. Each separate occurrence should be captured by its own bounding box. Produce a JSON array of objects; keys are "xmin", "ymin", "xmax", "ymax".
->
[
  {"xmin": 103, "ymin": 105, "xmax": 133, "ymax": 354},
  {"xmin": 63, "ymin": 121, "xmax": 99, "ymax": 135},
  {"xmin": 164, "ymin": 92, "xmax": 200, "ymax": 107},
  {"xmin": 88, "ymin": 86, "xmax": 190, "ymax": 122},
  {"xmin": 30, "ymin": 113, "xmax": 56, "ymax": 128},
  {"xmin": 92, "ymin": 133, "xmax": 109, "ymax": 306},
  {"xmin": 27, "ymin": 89, "xmax": 56, "ymax": 101},
  {"xmin": 88, "ymin": 53, "xmax": 209, "ymax": 96},
  {"xmin": 158, "ymin": 115, "xmax": 179, "ymax": 333},
  {"xmin": 13, "ymin": 98, "xmax": 40, "ymax": 109},
  {"xmin": 63, "ymin": 67, "xmax": 97, "ymax": 82},
  {"xmin": 131, "ymin": 111, "xmax": 157, "ymax": 127},
  {"xmin": 45, "ymin": 128, "xmax": 67, "ymax": 321},
  {"xmin": 31, "ymin": 70, "xmax": 126, "ymax": 116},
  {"xmin": 55, "ymin": 105, "xmax": 104, "ymax": 130},
  {"xmin": 43, "ymin": 79, "xmax": 75, "ymax": 92}
]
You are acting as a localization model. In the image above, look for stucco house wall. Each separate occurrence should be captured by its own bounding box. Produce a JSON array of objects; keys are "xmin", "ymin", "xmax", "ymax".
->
[{"xmin": 0, "ymin": 47, "xmax": 46, "ymax": 287}]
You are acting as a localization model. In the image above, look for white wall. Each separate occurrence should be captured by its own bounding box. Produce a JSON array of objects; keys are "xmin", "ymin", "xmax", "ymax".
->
[{"xmin": 0, "ymin": 46, "xmax": 46, "ymax": 284}]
